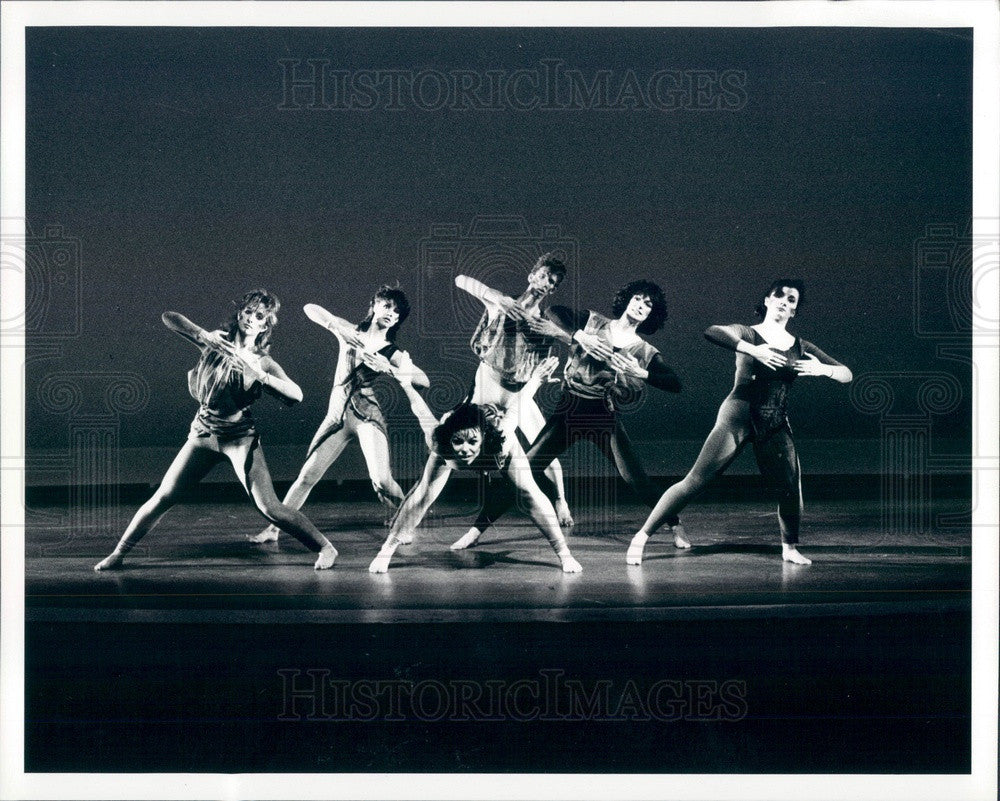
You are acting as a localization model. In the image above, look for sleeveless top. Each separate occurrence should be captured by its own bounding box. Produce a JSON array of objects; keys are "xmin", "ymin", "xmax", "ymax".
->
[
  {"xmin": 563, "ymin": 311, "xmax": 659, "ymax": 410},
  {"xmin": 730, "ymin": 328, "xmax": 803, "ymax": 437},
  {"xmin": 187, "ymin": 343, "xmax": 262, "ymax": 439},
  {"xmin": 470, "ymin": 308, "xmax": 551, "ymax": 391},
  {"xmin": 339, "ymin": 340, "xmax": 399, "ymax": 427}
]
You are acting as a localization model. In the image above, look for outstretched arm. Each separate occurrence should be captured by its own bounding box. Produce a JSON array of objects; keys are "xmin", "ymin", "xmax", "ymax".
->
[
  {"xmin": 161, "ymin": 311, "xmax": 211, "ymax": 348},
  {"xmin": 391, "ymin": 361, "xmax": 440, "ymax": 439},
  {"xmin": 303, "ymin": 303, "xmax": 364, "ymax": 348},
  {"xmin": 455, "ymin": 275, "xmax": 524, "ymax": 320},
  {"xmin": 705, "ymin": 324, "xmax": 788, "ymax": 370},
  {"xmin": 256, "ymin": 357, "xmax": 305, "ymax": 404},
  {"xmin": 796, "ymin": 341, "xmax": 853, "ymax": 383},
  {"xmin": 388, "ymin": 453, "xmax": 452, "ymax": 541}
]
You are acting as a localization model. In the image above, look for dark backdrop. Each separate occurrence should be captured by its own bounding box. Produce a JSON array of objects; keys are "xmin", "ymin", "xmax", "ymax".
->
[{"xmin": 25, "ymin": 27, "xmax": 972, "ymax": 474}]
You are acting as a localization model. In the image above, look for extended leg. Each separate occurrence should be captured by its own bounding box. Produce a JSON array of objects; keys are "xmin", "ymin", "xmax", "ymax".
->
[
  {"xmin": 453, "ymin": 407, "xmax": 571, "ymax": 549},
  {"xmin": 249, "ymin": 419, "xmax": 352, "ymax": 543},
  {"xmin": 234, "ymin": 440, "xmax": 337, "ymax": 569},
  {"xmin": 753, "ymin": 425, "xmax": 810, "ymax": 564},
  {"xmin": 519, "ymin": 397, "xmax": 573, "ymax": 527},
  {"xmin": 94, "ymin": 439, "xmax": 221, "ymax": 570},
  {"xmin": 357, "ymin": 423, "xmax": 405, "ymax": 509},
  {"xmin": 627, "ymin": 412, "xmax": 748, "ymax": 564}
]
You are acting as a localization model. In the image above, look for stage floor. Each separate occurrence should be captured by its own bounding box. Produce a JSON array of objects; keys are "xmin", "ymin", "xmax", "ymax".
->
[
  {"xmin": 26, "ymin": 498, "xmax": 970, "ymax": 622},
  {"xmin": 22, "ymin": 497, "xmax": 974, "ymax": 773}
]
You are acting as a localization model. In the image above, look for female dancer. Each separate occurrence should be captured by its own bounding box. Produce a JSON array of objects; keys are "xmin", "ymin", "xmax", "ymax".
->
[
  {"xmin": 457, "ymin": 252, "xmax": 574, "ymax": 527},
  {"xmin": 250, "ymin": 285, "xmax": 428, "ymax": 544},
  {"xmin": 94, "ymin": 290, "xmax": 338, "ymax": 571},
  {"xmin": 455, "ymin": 279, "xmax": 689, "ymax": 551},
  {"xmin": 626, "ymin": 279, "xmax": 853, "ymax": 566},
  {"xmin": 368, "ymin": 356, "xmax": 582, "ymax": 574}
]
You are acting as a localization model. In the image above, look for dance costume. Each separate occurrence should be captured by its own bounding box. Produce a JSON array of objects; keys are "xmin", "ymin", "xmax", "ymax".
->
[
  {"xmin": 475, "ymin": 306, "xmax": 681, "ymax": 532},
  {"xmin": 305, "ymin": 339, "xmax": 399, "ymax": 458},
  {"xmin": 471, "ymin": 307, "xmax": 552, "ymax": 391},
  {"xmin": 642, "ymin": 324, "xmax": 846, "ymax": 544}
]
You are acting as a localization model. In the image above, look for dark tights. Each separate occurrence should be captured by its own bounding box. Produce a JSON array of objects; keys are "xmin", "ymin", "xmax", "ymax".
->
[
  {"xmin": 642, "ymin": 397, "xmax": 802, "ymax": 543},
  {"xmin": 475, "ymin": 391, "xmax": 673, "ymax": 533}
]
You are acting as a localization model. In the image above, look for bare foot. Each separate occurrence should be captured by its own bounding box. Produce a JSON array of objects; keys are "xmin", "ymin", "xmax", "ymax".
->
[
  {"xmin": 94, "ymin": 550, "xmax": 125, "ymax": 571},
  {"xmin": 626, "ymin": 531, "xmax": 648, "ymax": 565},
  {"xmin": 782, "ymin": 544, "xmax": 812, "ymax": 565},
  {"xmin": 559, "ymin": 553, "xmax": 583, "ymax": 573},
  {"xmin": 368, "ymin": 539, "xmax": 401, "ymax": 573},
  {"xmin": 554, "ymin": 498, "xmax": 575, "ymax": 528},
  {"xmin": 248, "ymin": 524, "xmax": 280, "ymax": 544},
  {"xmin": 670, "ymin": 524, "xmax": 691, "ymax": 549},
  {"xmin": 450, "ymin": 528, "xmax": 481, "ymax": 551},
  {"xmin": 314, "ymin": 543, "xmax": 338, "ymax": 570}
]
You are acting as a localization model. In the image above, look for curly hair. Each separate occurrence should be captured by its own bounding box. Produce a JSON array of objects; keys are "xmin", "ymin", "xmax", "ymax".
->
[
  {"xmin": 612, "ymin": 279, "xmax": 668, "ymax": 334},
  {"xmin": 530, "ymin": 252, "xmax": 568, "ymax": 283},
  {"xmin": 359, "ymin": 284, "xmax": 411, "ymax": 341},
  {"xmin": 225, "ymin": 288, "xmax": 280, "ymax": 354},
  {"xmin": 754, "ymin": 278, "xmax": 806, "ymax": 318},
  {"xmin": 432, "ymin": 403, "xmax": 505, "ymax": 468}
]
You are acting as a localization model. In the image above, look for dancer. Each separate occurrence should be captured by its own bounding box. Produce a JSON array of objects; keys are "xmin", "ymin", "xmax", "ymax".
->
[
  {"xmin": 95, "ymin": 290, "xmax": 338, "ymax": 571},
  {"xmin": 625, "ymin": 279, "xmax": 853, "ymax": 566},
  {"xmin": 457, "ymin": 252, "xmax": 574, "ymax": 529},
  {"xmin": 250, "ymin": 285, "xmax": 428, "ymax": 544},
  {"xmin": 368, "ymin": 356, "xmax": 582, "ymax": 574},
  {"xmin": 454, "ymin": 279, "xmax": 688, "ymax": 551}
]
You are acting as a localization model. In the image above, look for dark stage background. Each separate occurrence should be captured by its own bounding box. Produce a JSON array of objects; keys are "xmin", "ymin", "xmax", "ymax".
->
[{"xmin": 24, "ymin": 26, "xmax": 972, "ymax": 485}]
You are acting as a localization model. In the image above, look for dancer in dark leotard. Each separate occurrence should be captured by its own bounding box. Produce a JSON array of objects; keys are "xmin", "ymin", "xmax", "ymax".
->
[
  {"xmin": 626, "ymin": 279, "xmax": 853, "ymax": 566},
  {"xmin": 250, "ymin": 286, "xmax": 428, "ymax": 544},
  {"xmin": 94, "ymin": 290, "xmax": 338, "ymax": 571},
  {"xmin": 368, "ymin": 356, "xmax": 582, "ymax": 574},
  {"xmin": 453, "ymin": 279, "xmax": 689, "ymax": 551}
]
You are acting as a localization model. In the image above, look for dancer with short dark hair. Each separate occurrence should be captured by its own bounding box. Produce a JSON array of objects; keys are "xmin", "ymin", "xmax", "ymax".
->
[
  {"xmin": 455, "ymin": 251, "xmax": 575, "ymax": 532},
  {"xmin": 454, "ymin": 279, "xmax": 688, "ymax": 551},
  {"xmin": 626, "ymin": 279, "xmax": 853, "ymax": 566},
  {"xmin": 249, "ymin": 285, "xmax": 428, "ymax": 544},
  {"xmin": 368, "ymin": 356, "xmax": 582, "ymax": 574},
  {"xmin": 94, "ymin": 290, "xmax": 338, "ymax": 571}
]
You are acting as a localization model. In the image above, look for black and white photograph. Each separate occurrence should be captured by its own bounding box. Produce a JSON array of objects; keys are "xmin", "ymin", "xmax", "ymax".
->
[{"xmin": 1, "ymin": 1, "xmax": 997, "ymax": 799}]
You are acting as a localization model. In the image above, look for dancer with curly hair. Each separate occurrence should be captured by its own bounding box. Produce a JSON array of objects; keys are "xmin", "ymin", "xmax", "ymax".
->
[{"xmin": 453, "ymin": 279, "xmax": 688, "ymax": 551}]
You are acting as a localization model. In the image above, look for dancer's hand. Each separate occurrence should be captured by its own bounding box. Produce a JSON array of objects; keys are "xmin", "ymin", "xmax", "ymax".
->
[
  {"xmin": 748, "ymin": 343, "xmax": 787, "ymax": 369},
  {"xmin": 360, "ymin": 350, "xmax": 394, "ymax": 374},
  {"xmin": 525, "ymin": 315, "xmax": 566, "ymax": 340},
  {"xmin": 200, "ymin": 331, "xmax": 236, "ymax": 356},
  {"xmin": 496, "ymin": 296, "xmax": 526, "ymax": 321},
  {"xmin": 530, "ymin": 355, "xmax": 560, "ymax": 383},
  {"xmin": 610, "ymin": 352, "xmax": 647, "ymax": 380},
  {"xmin": 792, "ymin": 352, "xmax": 830, "ymax": 377},
  {"xmin": 574, "ymin": 331, "xmax": 614, "ymax": 362},
  {"xmin": 229, "ymin": 348, "xmax": 268, "ymax": 383}
]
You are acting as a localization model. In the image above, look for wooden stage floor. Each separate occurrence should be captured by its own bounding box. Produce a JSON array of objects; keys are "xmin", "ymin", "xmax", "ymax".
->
[
  {"xmin": 22, "ymin": 497, "xmax": 973, "ymax": 774},
  {"xmin": 26, "ymin": 497, "xmax": 970, "ymax": 622}
]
